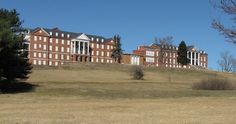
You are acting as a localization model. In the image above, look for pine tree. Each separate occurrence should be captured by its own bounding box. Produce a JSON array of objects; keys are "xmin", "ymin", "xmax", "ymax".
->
[
  {"xmin": 111, "ymin": 35, "xmax": 123, "ymax": 63},
  {"xmin": 0, "ymin": 9, "xmax": 32, "ymax": 82},
  {"xmin": 177, "ymin": 41, "xmax": 190, "ymax": 67}
]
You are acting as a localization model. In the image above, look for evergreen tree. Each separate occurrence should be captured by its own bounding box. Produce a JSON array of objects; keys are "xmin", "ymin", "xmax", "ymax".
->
[
  {"xmin": 177, "ymin": 41, "xmax": 190, "ymax": 67},
  {"xmin": 0, "ymin": 9, "xmax": 32, "ymax": 82},
  {"xmin": 111, "ymin": 35, "xmax": 123, "ymax": 63}
]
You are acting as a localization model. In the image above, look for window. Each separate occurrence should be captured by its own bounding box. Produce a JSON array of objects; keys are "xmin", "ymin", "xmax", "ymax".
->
[
  {"xmin": 91, "ymin": 43, "xmax": 94, "ymax": 48},
  {"xmin": 39, "ymin": 30, "xmax": 42, "ymax": 33},
  {"xmin": 55, "ymin": 54, "xmax": 58, "ymax": 59},
  {"xmin": 56, "ymin": 32, "xmax": 58, "ymax": 36},
  {"xmin": 34, "ymin": 36, "xmax": 37, "ymax": 41},
  {"xmin": 110, "ymin": 60, "xmax": 113, "ymax": 63},
  {"xmin": 44, "ymin": 37, "xmax": 47, "ymax": 42},
  {"xmin": 173, "ymin": 59, "xmax": 176, "ymax": 64},
  {"xmin": 50, "ymin": 32, "xmax": 52, "ymax": 36},
  {"xmin": 96, "ymin": 51, "xmax": 99, "ymax": 56},
  {"xmin": 34, "ymin": 44, "xmax": 37, "ymax": 49},
  {"xmin": 101, "ymin": 45, "xmax": 104, "ymax": 49},
  {"xmin": 49, "ymin": 46, "xmax": 52, "ymax": 51},
  {"xmin": 101, "ymin": 51, "xmax": 104, "ymax": 56},
  {"xmin": 67, "ymin": 55, "xmax": 70, "ymax": 60},
  {"xmin": 67, "ymin": 40, "xmax": 70, "ymax": 45},
  {"xmin": 49, "ymin": 54, "xmax": 52, "ymax": 59},
  {"xmin": 107, "ymin": 60, "xmax": 109, "ymax": 63},
  {"xmin": 107, "ymin": 45, "xmax": 110, "ymax": 50},
  {"xmin": 38, "ymin": 44, "xmax": 42, "ymax": 49},
  {"xmin": 96, "ymin": 44, "xmax": 99, "ymax": 49},
  {"xmin": 156, "ymin": 51, "xmax": 159, "ymax": 56},
  {"xmin": 173, "ymin": 53, "xmax": 176, "ymax": 58},
  {"xmin": 43, "ymin": 53, "xmax": 46, "ymax": 58},
  {"xmin": 49, "ymin": 61, "xmax": 52, "ymax": 66},
  {"xmin": 96, "ymin": 58, "xmax": 99, "ymax": 62},
  {"xmin": 33, "ymin": 52, "xmax": 37, "ymax": 57},
  {"xmin": 101, "ymin": 39, "xmax": 104, "ymax": 42},
  {"xmin": 38, "ymin": 53, "xmax": 41, "ymax": 58},
  {"xmin": 91, "ymin": 37, "xmax": 94, "ymax": 41},
  {"xmin": 33, "ymin": 60, "xmax": 37, "ymax": 65},
  {"xmin": 50, "ymin": 38, "xmax": 52, "ymax": 43},
  {"xmin": 92, "ymin": 51, "xmax": 94, "ymax": 55},
  {"xmin": 56, "ymin": 39, "xmax": 58, "ymax": 44},
  {"xmin": 38, "ymin": 60, "xmax": 42, "ymax": 65},
  {"xmin": 55, "ymin": 62, "xmax": 58, "ymax": 66},
  {"xmin": 61, "ymin": 33, "xmax": 64, "ymax": 37},
  {"xmin": 97, "ymin": 38, "xmax": 99, "ymax": 42},
  {"xmin": 62, "ymin": 40, "xmax": 64, "ymax": 44},
  {"xmin": 107, "ymin": 52, "xmax": 110, "ymax": 57},
  {"xmin": 67, "ymin": 48, "xmax": 70, "ymax": 53},
  {"xmin": 39, "ymin": 36, "xmax": 42, "ymax": 40},
  {"xmin": 61, "ymin": 55, "xmax": 64, "ymax": 60},
  {"xmin": 43, "ymin": 45, "xmax": 46, "ymax": 50},
  {"xmin": 146, "ymin": 57, "xmax": 154, "ymax": 63},
  {"xmin": 146, "ymin": 51, "xmax": 154, "ymax": 56},
  {"xmin": 43, "ymin": 61, "xmax": 46, "ymax": 65},
  {"xmin": 111, "ymin": 46, "xmax": 113, "ymax": 49},
  {"xmin": 55, "ymin": 46, "xmax": 58, "ymax": 51},
  {"xmin": 61, "ymin": 47, "xmax": 64, "ymax": 52},
  {"xmin": 67, "ymin": 34, "xmax": 70, "ymax": 38},
  {"xmin": 91, "ymin": 58, "xmax": 94, "ymax": 62},
  {"xmin": 101, "ymin": 59, "xmax": 104, "ymax": 63}
]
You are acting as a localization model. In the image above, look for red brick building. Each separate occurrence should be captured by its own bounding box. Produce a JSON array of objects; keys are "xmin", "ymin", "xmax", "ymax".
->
[
  {"xmin": 24, "ymin": 27, "xmax": 115, "ymax": 66},
  {"xmin": 131, "ymin": 44, "xmax": 208, "ymax": 68}
]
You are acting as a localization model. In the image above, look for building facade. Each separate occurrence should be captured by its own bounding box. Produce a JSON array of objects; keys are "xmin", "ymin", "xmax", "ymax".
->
[
  {"xmin": 24, "ymin": 27, "xmax": 208, "ymax": 69},
  {"xmin": 25, "ymin": 27, "xmax": 115, "ymax": 66},
  {"xmin": 131, "ymin": 44, "xmax": 208, "ymax": 68}
]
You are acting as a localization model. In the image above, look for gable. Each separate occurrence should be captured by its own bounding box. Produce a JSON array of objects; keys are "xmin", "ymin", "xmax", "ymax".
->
[
  {"xmin": 31, "ymin": 28, "xmax": 50, "ymax": 36},
  {"xmin": 76, "ymin": 33, "xmax": 90, "ymax": 41}
]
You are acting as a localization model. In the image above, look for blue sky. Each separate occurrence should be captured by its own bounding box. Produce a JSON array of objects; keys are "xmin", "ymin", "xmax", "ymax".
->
[{"xmin": 1, "ymin": 0, "xmax": 235, "ymax": 70}]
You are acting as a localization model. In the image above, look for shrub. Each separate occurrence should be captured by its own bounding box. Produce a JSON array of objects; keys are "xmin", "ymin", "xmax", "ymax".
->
[
  {"xmin": 192, "ymin": 78, "xmax": 234, "ymax": 90},
  {"xmin": 131, "ymin": 66, "xmax": 144, "ymax": 80}
]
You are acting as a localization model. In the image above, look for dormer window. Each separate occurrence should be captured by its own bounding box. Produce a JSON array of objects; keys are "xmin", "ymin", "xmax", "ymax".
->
[
  {"xmin": 39, "ymin": 30, "xmax": 42, "ymax": 33},
  {"xmin": 97, "ymin": 38, "xmax": 99, "ymax": 42},
  {"xmin": 101, "ymin": 39, "xmax": 104, "ymax": 42},
  {"xmin": 91, "ymin": 37, "xmax": 94, "ymax": 41},
  {"xmin": 50, "ymin": 32, "xmax": 52, "ymax": 36},
  {"xmin": 67, "ymin": 34, "xmax": 70, "ymax": 38},
  {"xmin": 56, "ymin": 32, "xmax": 58, "ymax": 36},
  {"xmin": 61, "ymin": 33, "xmax": 64, "ymax": 37}
]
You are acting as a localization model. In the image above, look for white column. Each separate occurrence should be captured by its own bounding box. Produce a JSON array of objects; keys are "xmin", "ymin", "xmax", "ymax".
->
[
  {"xmin": 78, "ymin": 41, "xmax": 80, "ymax": 54},
  {"xmin": 198, "ymin": 53, "xmax": 200, "ymax": 66},
  {"xmin": 83, "ymin": 42, "xmax": 85, "ymax": 54},
  {"xmin": 70, "ymin": 41, "xmax": 73, "ymax": 54},
  {"xmin": 194, "ymin": 52, "xmax": 197, "ymax": 66},
  {"xmin": 73, "ymin": 41, "xmax": 76, "ymax": 54},
  {"xmin": 87, "ymin": 42, "xmax": 90, "ymax": 55},
  {"xmin": 190, "ymin": 52, "xmax": 193, "ymax": 65}
]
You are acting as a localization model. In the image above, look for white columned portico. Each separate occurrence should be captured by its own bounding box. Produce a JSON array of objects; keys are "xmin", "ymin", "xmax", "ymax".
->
[{"xmin": 194, "ymin": 52, "xmax": 197, "ymax": 66}]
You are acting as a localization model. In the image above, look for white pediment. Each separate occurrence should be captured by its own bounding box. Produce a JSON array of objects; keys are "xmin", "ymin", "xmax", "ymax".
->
[{"xmin": 76, "ymin": 33, "xmax": 90, "ymax": 41}]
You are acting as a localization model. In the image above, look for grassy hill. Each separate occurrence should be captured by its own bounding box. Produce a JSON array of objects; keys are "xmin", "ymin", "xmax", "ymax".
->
[{"xmin": 1, "ymin": 63, "xmax": 236, "ymax": 124}]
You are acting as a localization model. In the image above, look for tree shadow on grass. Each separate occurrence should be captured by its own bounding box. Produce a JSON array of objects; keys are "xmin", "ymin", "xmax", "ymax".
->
[{"xmin": 0, "ymin": 80, "xmax": 38, "ymax": 94}]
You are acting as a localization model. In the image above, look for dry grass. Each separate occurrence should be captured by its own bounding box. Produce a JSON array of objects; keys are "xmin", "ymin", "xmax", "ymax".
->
[{"xmin": 1, "ymin": 63, "xmax": 236, "ymax": 124}]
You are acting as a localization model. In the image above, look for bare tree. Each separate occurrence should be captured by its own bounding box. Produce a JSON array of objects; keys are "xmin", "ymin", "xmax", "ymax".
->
[
  {"xmin": 153, "ymin": 36, "xmax": 173, "ymax": 67},
  {"xmin": 218, "ymin": 51, "xmax": 236, "ymax": 72},
  {"xmin": 211, "ymin": 0, "xmax": 236, "ymax": 44}
]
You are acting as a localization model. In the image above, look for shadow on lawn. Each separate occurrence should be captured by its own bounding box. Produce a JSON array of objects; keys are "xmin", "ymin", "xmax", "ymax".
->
[{"xmin": 0, "ymin": 80, "xmax": 38, "ymax": 94}]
